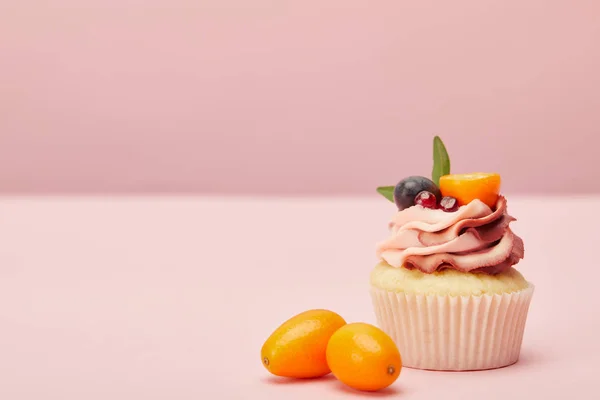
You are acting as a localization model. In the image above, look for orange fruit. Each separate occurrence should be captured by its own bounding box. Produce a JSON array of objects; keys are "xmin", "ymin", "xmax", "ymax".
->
[
  {"xmin": 261, "ymin": 309, "xmax": 346, "ymax": 378},
  {"xmin": 439, "ymin": 172, "xmax": 501, "ymax": 208},
  {"xmin": 326, "ymin": 323, "xmax": 401, "ymax": 392}
]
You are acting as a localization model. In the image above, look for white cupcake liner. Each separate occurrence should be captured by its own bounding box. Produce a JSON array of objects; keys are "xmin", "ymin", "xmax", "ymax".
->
[{"xmin": 370, "ymin": 284, "xmax": 534, "ymax": 371}]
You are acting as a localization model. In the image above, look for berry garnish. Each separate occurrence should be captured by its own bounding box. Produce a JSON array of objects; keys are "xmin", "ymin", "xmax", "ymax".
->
[
  {"xmin": 439, "ymin": 196, "xmax": 459, "ymax": 212},
  {"xmin": 414, "ymin": 191, "xmax": 437, "ymax": 209},
  {"xmin": 393, "ymin": 176, "xmax": 442, "ymax": 211}
]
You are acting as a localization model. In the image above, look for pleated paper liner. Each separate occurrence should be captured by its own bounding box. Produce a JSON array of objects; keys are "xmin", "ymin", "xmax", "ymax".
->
[{"xmin": 370, "ymin": 284, "xmax": 534, "ymax": 371}]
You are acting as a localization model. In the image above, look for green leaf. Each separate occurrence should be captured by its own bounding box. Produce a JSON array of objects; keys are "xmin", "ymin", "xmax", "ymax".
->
[
  {"xmin": 432, "ymin": 135, "xmax": 451, "ymax": 185},
  {"xmin": 376, "ymin": 186, "xmax": 395, "ymax": 202}
]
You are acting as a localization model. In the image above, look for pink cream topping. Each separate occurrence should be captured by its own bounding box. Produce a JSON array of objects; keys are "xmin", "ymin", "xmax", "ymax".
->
[{"xmin": 376, "ymin": 196, "xmax": 524, "ymax": 274}]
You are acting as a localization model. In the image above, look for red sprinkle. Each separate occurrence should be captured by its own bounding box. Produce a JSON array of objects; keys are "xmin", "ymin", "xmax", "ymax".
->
[
  {"xmin": 415, "ymin": 191, "xmax": 437, "ymax": 209},
  {"xmin": 440, "ymin": 196, "xmax": 459, "ymax": 212}
]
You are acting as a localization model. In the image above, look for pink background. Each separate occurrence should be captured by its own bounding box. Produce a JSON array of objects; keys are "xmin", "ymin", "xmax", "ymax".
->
[
  {"xmin": 2, "ymin": 1, "xmax": 600, "ymax": 195},
  {"xmin": 0, "ymin": 195, "xmax": 597, "ymax": 398}
]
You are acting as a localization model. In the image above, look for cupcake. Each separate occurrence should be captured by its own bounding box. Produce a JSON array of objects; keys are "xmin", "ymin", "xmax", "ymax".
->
[{"xmin": 371, "ymin": 137, "xmax": 534, "ymax": 371}]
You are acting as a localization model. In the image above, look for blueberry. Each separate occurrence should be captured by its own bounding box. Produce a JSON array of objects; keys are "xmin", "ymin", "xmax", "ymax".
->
[{"xmin": 393, "ymin": 176, "xmax": 442, "ymax": 211}]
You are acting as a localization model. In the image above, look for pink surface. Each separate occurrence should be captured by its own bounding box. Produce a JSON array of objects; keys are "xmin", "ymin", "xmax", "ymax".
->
[
  {"xmin": 1, "ymin": 1, "xmax": 600, "ymax": 195},
  {"xmin": 0, "ymin": 195, "xmax": 596, "ymax": 399}
]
